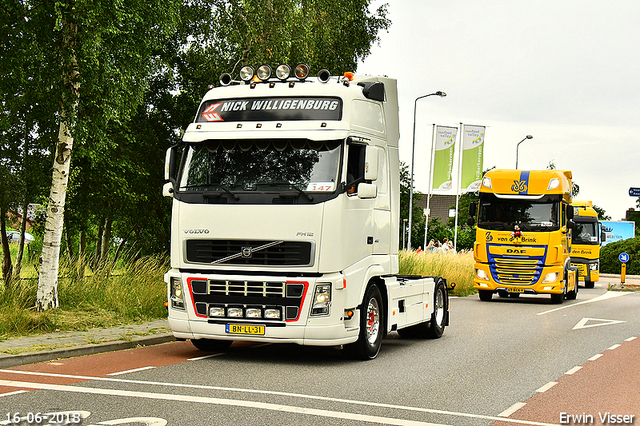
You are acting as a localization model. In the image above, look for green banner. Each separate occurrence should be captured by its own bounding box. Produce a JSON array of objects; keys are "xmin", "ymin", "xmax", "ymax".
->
[
  {"xmin": 431, "ymin": 126, "xmax": 457, "ymax": 191},
  {"xmin": 460, "ymin": 125, "xmax": 485, "ymax": 192}
]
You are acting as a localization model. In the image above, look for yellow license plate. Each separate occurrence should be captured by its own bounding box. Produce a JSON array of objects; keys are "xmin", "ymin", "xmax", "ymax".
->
[
  {"xmin": 225, "ymin": 324, "xmax": 265, "ymax": 335},
  {"xmin": 507, "ymin": 287, "xmax": 525, "ymax": 293}
]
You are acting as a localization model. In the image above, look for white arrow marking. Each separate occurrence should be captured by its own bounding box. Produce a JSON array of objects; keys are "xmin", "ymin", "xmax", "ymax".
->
[{"xmin": 572, "ymin": 317, "xmax": 626, "ymax": 330}]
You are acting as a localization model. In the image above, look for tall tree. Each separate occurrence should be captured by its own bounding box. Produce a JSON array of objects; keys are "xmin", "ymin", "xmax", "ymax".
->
[{"xmin": 32, "ymin": 0, "xmax": 180, "ymax": 310}]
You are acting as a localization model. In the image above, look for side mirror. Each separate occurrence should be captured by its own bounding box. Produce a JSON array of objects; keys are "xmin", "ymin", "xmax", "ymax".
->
[
  {"xmin": 468, "ymin": 202, "xmax": 477, "ymax": 217},
  {"xmin": 357, "ymin": 182, "xmax": 377, "ymax": 199},
  {"xmin": 567, "ymin": 220, "xmax": 575, "ymax": 230},
  {"xmin": 467, "ymin": 217, "xmax": 475, "ymax": 226},
  {"xmin": 601, "ymin": 231, "xmax": 607, "ymax": 243},
  {"xmin": 566, "ymin": 205, "xmax": 574, "ymax": 221},
  {"xmin": 364, "ymin": 145, "xmax": 379, "ymax": 181},
  {"xmin": 164, "ymin": 146, "xmax": 178, "ymax": 182}
]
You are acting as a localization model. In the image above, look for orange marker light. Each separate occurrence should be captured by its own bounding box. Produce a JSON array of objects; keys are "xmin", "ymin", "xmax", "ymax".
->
[{"xmin": 343, "ymin": 72, "xmax": 354, "ymax": 81}]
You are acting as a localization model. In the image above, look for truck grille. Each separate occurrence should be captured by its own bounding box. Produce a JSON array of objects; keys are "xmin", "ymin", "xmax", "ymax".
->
[
  {"xmin": 185, "ymin": 240, "xmax": 313, "ymax": 266},
  {"xmin": 487, "ymin": 245, "xmax": 545, "ymax": 285},
  {"xmin": 189, "ymin": 278, "xmax": 307, "ymax": 321}
]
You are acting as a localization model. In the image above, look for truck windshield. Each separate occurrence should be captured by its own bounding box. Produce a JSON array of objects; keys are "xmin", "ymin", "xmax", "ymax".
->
[
  {"xmin": 478, "ymin": 194, "xmax": 561, "ymax": 232},
  {"xmin": 572, "ymin": 219, "xmax": 598, "ymax": 244},
  {"xmin": 178, "ymin": 139, "xmax": 342, "ymax": 194}
]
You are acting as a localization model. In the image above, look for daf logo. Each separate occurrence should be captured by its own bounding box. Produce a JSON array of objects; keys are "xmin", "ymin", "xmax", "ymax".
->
[
  {"xmin": 506, "ymin": 248, "xmax": 527, "ymax": 254},
  {"xmin": 241, "ymin": 247, "xmax": 252, "ymax": 258},
  {"xmin": 184, "ymin": 229, "xmax": 209, "ymax": 234}
]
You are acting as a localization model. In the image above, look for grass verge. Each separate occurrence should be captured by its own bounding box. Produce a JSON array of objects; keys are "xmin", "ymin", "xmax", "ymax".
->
[{"xmin": 399, "ymin": 249, "xmax": 476, "ymax": 297}]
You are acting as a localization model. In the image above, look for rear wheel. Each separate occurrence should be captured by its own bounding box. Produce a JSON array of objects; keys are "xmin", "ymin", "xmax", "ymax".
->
[
  {"xmin": 344, "ymin": 284, "xmax": 384, "ymax": 360},
  {"xmin": 191, "ymin": 338, "xmax": 233, "ymax": 352},
  {"xmin": 585, "ymin": 280, "xmax": 595, "ymax": 289}
]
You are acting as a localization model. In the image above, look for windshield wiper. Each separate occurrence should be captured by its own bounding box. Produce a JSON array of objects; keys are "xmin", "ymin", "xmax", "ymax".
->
[
  {"xmin": 181, "ymin": 184, "xmax": 240, "ymax": 200},
  {"xmin": 256, "ymin": 182, "xmax": 313, "ymax": 201}
]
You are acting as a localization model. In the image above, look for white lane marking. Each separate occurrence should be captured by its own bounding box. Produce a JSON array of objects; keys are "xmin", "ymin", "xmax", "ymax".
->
[
  {"xmin": 0, "ymin": 379, "xmax": 451, "ymax": 426},
  {"xmin": 625, "ymin": 336, "xmax": 637, "ymax": 342},
  {"xmin": 607, "ymin": 344, "xmax": 621, "ymax": 350},
  {"xmin": 0, "ymin": 372, "xmax": 561, "ymax": 426},
  {"xmin": 107, "ymin": 366, "xmax": 156, "ymax": 376},
  {"xmin": 499, "ymin": 402, "xmax": 526, "ymax": 418},
  {"xmin": 0, "ymin": 390, "xmax": 28, "ymax": 397},
  {"xmin": 588, "ymin": 354, "xmax": 603, "ymax": 361},
  {"xmin": 536, "ymin": 382, "xmax": 557, "ymax": 393},
  {"xmin": 564, "ymin": 366, "xmax": 582, "ymax": 375},
  {"xmin": 572, "ymin": 317, "xmax": 626, "ymax": 330},
  {"xmin": 187, "ymin": 353, "xmax": 225, "ymax": 361},
  {"xmin": 537, "ymin": 291, "xmax": 631, "ymax": 316}
]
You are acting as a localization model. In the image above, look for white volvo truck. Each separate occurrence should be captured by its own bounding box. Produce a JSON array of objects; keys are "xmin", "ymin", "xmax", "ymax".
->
[{"xmin": 163, "ymin": 64, "xmax": 449, "ymax": 359}]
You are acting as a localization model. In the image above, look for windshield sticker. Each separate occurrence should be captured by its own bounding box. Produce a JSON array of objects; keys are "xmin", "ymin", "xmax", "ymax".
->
[
  {"xmin": 306, "ymin": 182, "xmax": 335, "ymax": 192},
  {"xmin": 197, "ymin": 97, "xmax": 343, "ymax": 123}
]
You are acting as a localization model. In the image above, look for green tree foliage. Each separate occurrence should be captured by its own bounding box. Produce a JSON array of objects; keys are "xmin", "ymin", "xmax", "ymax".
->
[
  {"xmin": 600, "ymin": 237, "xmax": 640, "ymax": 274},
  {"xmin": 398, "ymin": 162, "xmax": 425, "ymax": 249},
  {"xmin": 1, "ymin": 0, "xmax": 391, "ymax": 295}
]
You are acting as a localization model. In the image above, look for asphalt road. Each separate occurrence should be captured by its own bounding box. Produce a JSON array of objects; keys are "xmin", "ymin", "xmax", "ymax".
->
[{"xmin": 1, "ymin": 284, "xmax": 638, "ymax": 426}]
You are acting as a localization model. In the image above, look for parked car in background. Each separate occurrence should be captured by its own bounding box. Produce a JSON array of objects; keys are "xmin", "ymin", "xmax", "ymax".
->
[{"xmin": 6, "ymin": 231, "xmax": 34, "ymax": 243}]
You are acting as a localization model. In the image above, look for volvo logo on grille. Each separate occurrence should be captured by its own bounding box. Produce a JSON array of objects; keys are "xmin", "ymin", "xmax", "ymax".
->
[{"xmin": 241, "ymin": 247, "xmax": 253, "ymax": 258}]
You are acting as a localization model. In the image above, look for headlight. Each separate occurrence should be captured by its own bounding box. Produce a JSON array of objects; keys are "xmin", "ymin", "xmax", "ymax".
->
[
  {"xmin": 228, "ymin": 307, "xmax": 243, "ymax": 317},
  {"xmin": 482, "ymin": 176, "xmax": 492, "ymax": 189},
  {"xmin": 542, "ymin": 272, "xmax": 559, "ymax": 283},
  {"xmin": 311, "ymin": 283, "xmax": 332, "ymax": 316},
  {"xmin": 170, "ymin": 277, "xmax": 185, "ymax": 310},
  {"xmin": 475, "ymin": 268, "xmax": 489, "ymax": 280},
  {"xmin": 589, "ymin": 262, "xmax": 599, "ymax": 271},
  {"xmin": 209, "ymin": 306, "xmax": 225, "ymax": 317},
  {"xmin": 265, "ymin": 308, "xmax": 281, "ymax": 320},
  {"xmin": 547, "ymin": 178, "xmax": 560, "ymax": 190},
  {"xmin": 245, "ymin": 308, "xmax": 262, "ymax": 318}
]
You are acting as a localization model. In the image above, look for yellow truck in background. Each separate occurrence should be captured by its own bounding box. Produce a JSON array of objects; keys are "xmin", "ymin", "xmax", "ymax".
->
[
  {"xmin": 468, "ymin": 169, "xmax": 578, "ymax": 303},
  {"xmin": 571, "ymin": 200, "xmax": 605, "ymax": 288}
]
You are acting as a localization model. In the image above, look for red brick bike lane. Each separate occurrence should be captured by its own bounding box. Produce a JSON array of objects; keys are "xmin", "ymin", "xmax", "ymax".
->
[{"xmin": 494, "ymin": 335, "xmax": 640, "ymax": 426}]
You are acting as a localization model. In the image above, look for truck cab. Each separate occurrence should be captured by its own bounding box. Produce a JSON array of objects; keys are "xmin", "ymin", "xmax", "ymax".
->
[{"xmin": 469, "ymin": 169, "xmax": 578, "ymax": 303}]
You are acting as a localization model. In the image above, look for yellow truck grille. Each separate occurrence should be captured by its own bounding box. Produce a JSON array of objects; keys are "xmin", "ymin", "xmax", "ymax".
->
[{"xmin": 487, "ymin": 244, "xmax": 546, "ymax": 285}]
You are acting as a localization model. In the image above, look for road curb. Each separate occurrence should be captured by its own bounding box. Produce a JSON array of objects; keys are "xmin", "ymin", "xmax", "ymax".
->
[{"xmin": 0, "ymin": 333, "xmax": 176, "ymax": 369}]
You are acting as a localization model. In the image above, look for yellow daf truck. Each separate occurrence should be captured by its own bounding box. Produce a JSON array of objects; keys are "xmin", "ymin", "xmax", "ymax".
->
[
  {"xmin": 571, "ymin": 200, "xmax": 604, "ymax": 288},
  {"xmin": 468, "ymin": 169, "xmax": 578, "ymax": 303}
]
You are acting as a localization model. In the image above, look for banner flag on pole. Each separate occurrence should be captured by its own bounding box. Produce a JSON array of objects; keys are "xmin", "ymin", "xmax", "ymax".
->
[
  {"xmin": 460, "ymin": 124, "xmax": 485, "ymax": 192},
  {"xmin": 431, "ymin": 125, "xmax": 458, "ymax": 191}
]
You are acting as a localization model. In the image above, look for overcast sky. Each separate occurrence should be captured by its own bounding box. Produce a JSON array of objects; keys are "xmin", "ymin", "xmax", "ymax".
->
[{"xmin": 357, "ymin": 0, "xmax": 640, "ymax": 221}]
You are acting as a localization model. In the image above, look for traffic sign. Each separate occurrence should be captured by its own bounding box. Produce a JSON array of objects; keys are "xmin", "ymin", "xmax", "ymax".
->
[
  {"xmin": 629, "ymin": 187, "xmax": 640, "ymax": 197},
  {"xmin": 619, "ymin": 252, "xmax": 630, "ymax": 263}
]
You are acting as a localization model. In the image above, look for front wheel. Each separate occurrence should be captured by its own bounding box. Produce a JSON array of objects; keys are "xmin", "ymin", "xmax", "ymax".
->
[
  {"xmin": 478, "ymin": 290, "xmax": 493, "ymax": 301},
  {"xmin": 585, "ymin": 280, "xmax": 595, "ymax": 289},
  {"xmin": 343, "ymin": 284, "xmax": 384, "ymax": 360}
]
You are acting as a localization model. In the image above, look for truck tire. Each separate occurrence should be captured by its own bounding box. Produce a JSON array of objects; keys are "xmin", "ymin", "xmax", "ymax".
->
[
  {"xmin": 397, "ymin": 277, "xmax": 447, "ymax": 339},
  {"xmin": 191, "ymin": 338, "xmax": 233, "ymax": 352},
  {"xmin": 585, "ymin": 280, "xmax": 594, "ymax": 289},
  {"xmin": 478, "ymin": 290, "xmax": 493, "ymax": 301},
  {"xmin": 566, "ymin": 266, "xmax": 579, "ymax": 300},
  {"xmin": 343, "ymin": 284, "xmax": 384, "ymax": 360}
]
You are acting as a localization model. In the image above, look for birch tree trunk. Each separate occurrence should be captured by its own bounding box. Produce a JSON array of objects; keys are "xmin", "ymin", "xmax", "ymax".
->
[{"xmin": 36, "ymin": 18, "xmax": 80, "ymax": 311}]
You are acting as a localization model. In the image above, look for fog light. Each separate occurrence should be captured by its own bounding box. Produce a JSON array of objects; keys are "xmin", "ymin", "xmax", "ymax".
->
[
  {"xmin": 210, "ymin": 306, "xmax": 225, "ymax": 317},
  {"xmin": 228, "ymin": 307, "xmax": 243, "ymax": 317},
  {"xmin": 239, "ymin": 66, "xmax": 255, "ymax": 82},
  {"xmin": 542, "ymin": 272, "xmax": 559, "ymax": 283},
  {"xmin": 479, "ymin": 283, "xmax": 489, "ymax": 288},
  {"xmin": 294, "ymin": 63, "xmax": 310, "ymax": 80},
  {"xmin": 276, "ymin": 64, "xmax": 291, "ymax": 80},
  {"xmin": 246, "ymin": 308, "xmax": 262, "ymax": 318},
  {"xmin": 264, "ymin": 309, "xmax": 281, "ymax": 319},
  {"xmin": 544, "ymin": 286, "xmax": 554, "ymax": 291},
  {"xmin": 257, "ymin": 64, "xmax": 271, "ymax": 81}
]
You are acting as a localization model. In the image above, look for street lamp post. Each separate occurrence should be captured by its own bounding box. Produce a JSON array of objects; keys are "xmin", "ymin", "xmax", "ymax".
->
[
  {"xmin": 408, "ymin": 91, "xmax": 446, "ymax": 250},
  {"xmin": 515, "ymin": 135, "xmax": 533, "ymax": 169}
]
